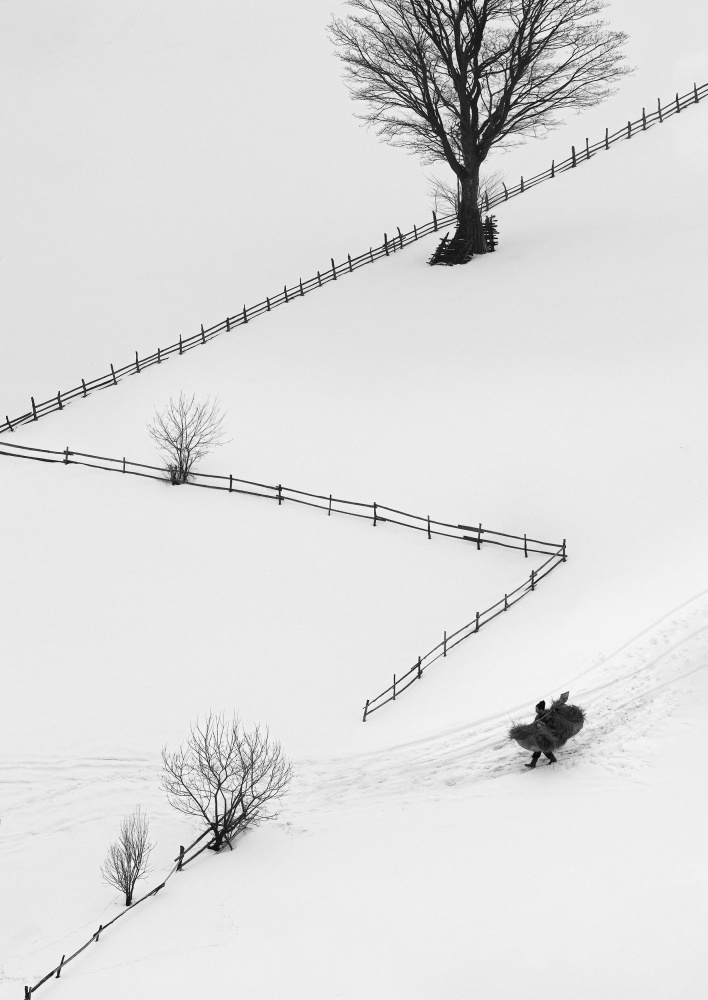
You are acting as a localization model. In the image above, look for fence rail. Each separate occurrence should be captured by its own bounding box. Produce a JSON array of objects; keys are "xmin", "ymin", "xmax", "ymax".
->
[
  {"xmin": 362, "ymin": 546, "xmax": 566, "ymax": 720},
  {"xmin": 23, "ymin": 829, "xmax": 214, "ymax": 997},
  {"xmin": 2, "ymin": 82, "xmax": 704, "ymax": 439},
  {"xmin": 0, "ymin": 438, "xmax": 564, "ymax": 558}
]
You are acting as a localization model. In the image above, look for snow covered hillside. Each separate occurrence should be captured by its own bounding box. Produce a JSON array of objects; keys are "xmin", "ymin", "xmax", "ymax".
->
[{"xmin": 2, "ymin": 4, "xmax": 708, "ymax": 997}]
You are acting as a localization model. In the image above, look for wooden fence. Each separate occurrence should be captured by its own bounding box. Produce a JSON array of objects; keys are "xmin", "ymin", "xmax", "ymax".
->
[
  {"xmin": 23, "ymin": 829, "xmax": 215, "ymax": 997},
  {"xmin": 1, "ymin": 81, "xmax": 705, "ymax": 440},
  {"xmin": 0, "ymin": 438, "xmax": 564, "ymax": 559},
  {"xmin": 362, "ymin": 546, "xmax": 565, "ymax": 720}
]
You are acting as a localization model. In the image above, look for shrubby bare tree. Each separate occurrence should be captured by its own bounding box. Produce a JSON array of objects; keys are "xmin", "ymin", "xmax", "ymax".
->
[
  {"xmin": 101, "ymin": 807, "xmax": 154, "ymax": 906},
  {"xmin": 148, "ymin": 393, "xmax": 227, "ymax": 484},
  {"xmin": 428, "ymin": 168, "xmax": 504, "ymax": 217},
  {"xmin": 161, "ymin": 713, "xmax": 292, "ymax": 853},
  {"xmin": 330, "ymin": 0, "xmax": 630, "ymax": 255}
]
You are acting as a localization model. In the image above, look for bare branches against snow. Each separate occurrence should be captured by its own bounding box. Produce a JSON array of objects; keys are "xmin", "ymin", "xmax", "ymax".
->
[
  {"xmin": 101, "ymin": 806, "xmax": 154, "ymax": 906},
  {"xmin": 161, "ymin": 713, "xmax": 292, "ymax": 853},
  {"xmin": 147, "ymin": 393, "xmax": 227, "ymax": 484}
]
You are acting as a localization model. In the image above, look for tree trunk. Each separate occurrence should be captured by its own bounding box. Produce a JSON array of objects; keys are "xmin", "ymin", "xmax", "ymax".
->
[
  {"xmin": 456, "ymin": 168, "xmax": 486, "ymax": 254},
  {"xmin": 125, "ymin": 889, "xmax": 133, "ymax": 906}
]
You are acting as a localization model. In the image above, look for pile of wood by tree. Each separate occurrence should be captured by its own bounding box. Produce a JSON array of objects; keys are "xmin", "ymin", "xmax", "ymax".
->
[{"xmin": 509, "ymin": 692, "xmax": 585, "ymax": 754}]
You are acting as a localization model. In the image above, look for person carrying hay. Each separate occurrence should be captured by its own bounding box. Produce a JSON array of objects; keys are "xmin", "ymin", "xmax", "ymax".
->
[{"xmin": 509, "ymin": 692, "xmax": 585, "ymax": 768}]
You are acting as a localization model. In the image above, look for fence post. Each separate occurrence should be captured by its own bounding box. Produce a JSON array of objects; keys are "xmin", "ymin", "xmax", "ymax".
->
[
  {"xmin": 267, "ymin": 296, "xmax": 271, "ymax": 311},
  {"xmin": 550, "ymin": 160, "xmax": 554, "ymax": 178},
  {"xmin": 658, "ymin": 97, "xmax": 663, "ymax": 123},
  {"xmin": 484, "ymin": 192, "xmax": 489, "ymax": 211},
  {"xmin": 384, "ymin": 234, "xmax": 389, "ymax": 256},
  {"xmin": 179, "ymin": 335, "xmax": 183, "ymax": 355},
  {"xmin": 520, "ymin": 175, "xmax": 524, "ymax": 192},
  {"xmin": 362, "ymin": 699, "xmax": 370, "ymax": 722},
  {"xmin": 299, "ymin": 280, "xmax": 304, "ymax": 296},
  {"xmin": 524, "ymin": 533, "xmax": 528, "ymax": 558},
  {"xmin": 373, "ymin": 502, "xmax": 377, "ymax": 526},
  {"xmin": 642, "ymin": 107, "xmax": 646, "ymax": 130},
  {"xmin": 317, "ymin": 271, "xmax": 322, "ymax": 287},
  {"xmin": 530, "ymin": 569, "xmax": 536, "ymax": 591},
  {"xmin": 94, "ymin": 924, "xmax": 103, "ymax": 942},
  {"xmin": 31, "ymin": 396, "xmax": 37, "ymax": 420},
  {"xmin": 242, "ymin": 306, "xmax": 248, "ymax": 325},
  {"xmin": 135, "ymin": 351, "xmax": 141, "ymax": 373},
  {"xmin": 56, "ymin": 955, "xmax": 65, "ymax": 978},
  {"xmin": 82, "ymin": 378, "xmax": 87, "ymax": 396},
  {"xmin": 229, "ymin": 474, "xmax": 233, "ymax": 493},
  {"xmin": 585, "ymin": 137, "xmax": 590, "ymax": 159},
  {"xmin": 627, "ymin": 120, "xmax": 631, "ymax": 138},
  {"xmin": 433, "ymin": 211, "xmax": 438, "ymax": 231},
  {"xmin": 278, "ymin": 484, "xmax": 283, "ymax": 505},
  {"xmin": 157, "ymin": 347, "xmax": 162, "ymax": 364},
  {"xmin": 331, "ymin": 258, "xmax": 337, "ymax": 279},
  {"xmin": 57, "ymin": 391, "xmax": 63, "ymax": 410},
  {"xmin": 571, "ymin": 145, "xmax": 576, "ymax": 167},
  {"xmin": 417, "ymin": 656, "xmax": 422, "ymax": 679},
  {"xmin": 675, "ymin": 92, "xmax": 680, "ymax": 114},
  {"xmin": 427, "ymin": 515, "xmax": 431, "ymax": 540},
  {"xmin": 177, "ymin": 845, "xmax": 185, "ymax": 871},
  {"xmin": 605, "ymin": 127, "xmax": 609, "ymax": 150},
  {"xmin": 443, "ymin": 631, "xmax": 447, "ymax": 657},
  {"xmin": 284, "ymin": 285, "xmax": 289, "ymax": 303},
  {"xmin": 369, "ymin": 247, "xmax": 374, "ymax": 263},
  {"xmin": 504, "ymin": 594, "xmax": 508, "ymax": 611},
  {"xmin": 122, "ymin": 457, "xmax": 126, "ymax": 473},
  {"xmin": 477, "ymin": 523, "xmax": 482, "ymax": 551},
  {"xmin": 64, "ymin": 447, "xmax": 69, "ymax": 465},
  {"xmin": 348, "ymin": 253, "xmax": 353, "ymax": 272},
  {"xmin": 5, "ymin": 415, "xmax": 12, "ymax": 431},
  {"xmin": 695, "ymin": 82, "xmax": 699, "ymax": 103},
  {"xmin": 397, "ymin": 227, "xmax": 403, "ymax": 248},
  {"xmin": 392, "ymin": 674, "xmax": 396, "ymax": 700},
  {"xmin": 562, "ymin": 539, "xmax": 567, "ymax": 562},
  {"xmin": 475, "ymin": 612, "xmax": 480, "ymax": 633},
  {"xmin": 328, "ymin": 494, "xmax": 332, "ymax": 516},
  {"xmin": 503, "ymin": 183, "xmax": 508, "ymax": 200},
  {"xmin": 413, "ymin": 224, "xmax": 418, "ymax": 240}
]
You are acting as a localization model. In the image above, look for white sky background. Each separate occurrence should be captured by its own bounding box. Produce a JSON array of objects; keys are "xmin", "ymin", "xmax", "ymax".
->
[{"xmin": 1, "ymin": 0, "xmax": 708, "ymax": 417}]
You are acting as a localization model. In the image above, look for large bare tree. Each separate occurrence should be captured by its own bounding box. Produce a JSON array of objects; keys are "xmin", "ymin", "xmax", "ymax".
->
[
  {"xmin": 330, "ymin": 0, "xmax": 630, "ymax": 255},
  {"xmin": 161, "ymin": 713, "xmax": 292, "ymax": 853}
]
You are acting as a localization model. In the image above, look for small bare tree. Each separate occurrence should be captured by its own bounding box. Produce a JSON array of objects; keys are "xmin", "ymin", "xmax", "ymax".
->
[
  {"xmin": 101, "ymin": 807, "xmax": 154, "ymax": 906},
  {"xmin": 148, "ymin": 393, "xmax": 227, "ymax": 484},
  {"xmin": 161, "ymin": 713, "xmax": 292, "ymax": 853}
]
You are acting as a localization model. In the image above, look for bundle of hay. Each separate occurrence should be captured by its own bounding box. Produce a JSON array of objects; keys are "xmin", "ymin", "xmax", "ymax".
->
[{"xmin": 509, "ymin": 693, "xmax": 585, "ymax": 753}]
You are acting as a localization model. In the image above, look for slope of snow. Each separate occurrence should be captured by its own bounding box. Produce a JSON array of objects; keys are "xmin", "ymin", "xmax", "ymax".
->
[{"xmin": 2, "ymin": 11, "xmax": 708, "ymax": 998}]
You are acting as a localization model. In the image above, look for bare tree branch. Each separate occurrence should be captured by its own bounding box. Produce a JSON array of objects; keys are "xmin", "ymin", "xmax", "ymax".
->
[
  {"xmin": 161, "ymin": 713, "xmax": 292, "ymax": 853},
  {"xmin": 329, "ymin": 0, "xmax": 630, "ymax": 253},
  {"xmin": 147, "ymin": 393, "xmax": 227, "ymax": 484},
  {"xmin": 101, "ymin": 807, "xmax": 154, "ymax": 906}
]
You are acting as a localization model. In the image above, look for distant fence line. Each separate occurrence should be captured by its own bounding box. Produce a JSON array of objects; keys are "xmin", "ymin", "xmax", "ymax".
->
[
  {"xmin": 0, "ymin": 438, "xmax": 564, "ymax": 559},
  {"xmin": 1, "ymin": 82, "xmax": 705, "ymax": 440},
  {"xmin": 23, "ymin": 829, "xmax": 215, "ymax": 997}
]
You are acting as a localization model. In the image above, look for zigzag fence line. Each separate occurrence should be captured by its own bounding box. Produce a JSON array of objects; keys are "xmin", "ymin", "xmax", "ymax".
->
[
  {"xmin": 0, "ymin": 438, "xmax": 564, "ymax": 558},
  {"xmin": 23, "ymin": 829, "xmax": 215, "ymax": 997},
  {"xmin": 2, "ymin": 82, "xmax": 705, "ymax": 439},
  {"xmin": 362, "ymin": 546, "xmax": 565, "ymax": 720}
]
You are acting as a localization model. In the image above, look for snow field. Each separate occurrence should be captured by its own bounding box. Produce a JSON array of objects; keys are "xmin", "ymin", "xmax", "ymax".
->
[{"xmin": 2, "ymin": 40, "xmax": 708, "ymax": 1000}]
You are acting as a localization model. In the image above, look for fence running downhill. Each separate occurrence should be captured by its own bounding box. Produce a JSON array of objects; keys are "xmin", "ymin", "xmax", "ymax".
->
[
  {"xmin": 22, "ymin": 829, "xmax": 216, "ymax": 998},
  {"xmin": 1, "ymin": 82, "xmax": 705, "ymax": 440},
  {"xmin": 0, "ymin": 436, "xmax": 567, "ymax": 718}
]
